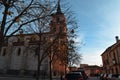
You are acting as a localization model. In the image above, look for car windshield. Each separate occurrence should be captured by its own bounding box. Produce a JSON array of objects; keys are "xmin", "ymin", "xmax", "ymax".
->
[{"xmin": 108, "ymin": 74, "xmax": 112, "ymax": 78}]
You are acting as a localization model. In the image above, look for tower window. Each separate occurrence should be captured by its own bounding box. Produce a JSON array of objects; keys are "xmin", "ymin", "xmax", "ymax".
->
[
  {"xmin": 18, "ymin": 48, "xmax": 21, "ymax": 56},
  {"xmin": 57, "ymin": 18, "xmax": 60, "ymax": 22},
  {"xmin": 2, "ymin": 48, "xmax": 6, "ymax": 56}
]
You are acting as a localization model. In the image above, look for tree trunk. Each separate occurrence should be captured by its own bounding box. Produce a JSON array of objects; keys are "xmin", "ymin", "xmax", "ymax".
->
[
  {"xmin": 49, "ymin": 60, "xmax": 52, "ymax": 80},
  {"xmin": 0, "ymin": 32, "xmax": 4, "ymax": 53}
]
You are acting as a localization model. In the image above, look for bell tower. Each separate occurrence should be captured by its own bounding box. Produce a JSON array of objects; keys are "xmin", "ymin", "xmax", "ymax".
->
[
  {"xmin": 50, "ymin": 0, "xmax": 67, "ymax": 35},
  {"xmin": 49, "ymin": 0, "xmax": 68, "ymax": 76}
]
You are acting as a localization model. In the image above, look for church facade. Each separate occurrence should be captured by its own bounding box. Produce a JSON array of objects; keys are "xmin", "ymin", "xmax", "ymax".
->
[{"xmin": 0, "ymin": 1, "xmax": 68, "ymax": 76}]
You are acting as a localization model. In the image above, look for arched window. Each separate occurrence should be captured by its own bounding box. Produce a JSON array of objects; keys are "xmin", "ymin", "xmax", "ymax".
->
[
  {"xmin": 18, "ymin": 48, "xmax": 21, "ymax": 56},
  {"xmin": 2, "ymin": 48, "xmax": 6, "ymax": 56}
]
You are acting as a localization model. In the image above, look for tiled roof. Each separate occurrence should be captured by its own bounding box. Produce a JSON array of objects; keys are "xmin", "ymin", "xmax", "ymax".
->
[{"xmin": 101, "ymin": 40, "xmax": 120, "ymax": 56}]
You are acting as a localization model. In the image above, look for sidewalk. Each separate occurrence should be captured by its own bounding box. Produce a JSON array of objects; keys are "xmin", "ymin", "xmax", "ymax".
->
[{"xmin": 0, "ymin": 75, "xmax": 61, "ymax": 80}]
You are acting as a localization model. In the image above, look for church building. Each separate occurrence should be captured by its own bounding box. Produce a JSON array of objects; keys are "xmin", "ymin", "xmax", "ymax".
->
[{"xmin": 0, "ymin": 0, "xmax": 68, "ymax": 77}]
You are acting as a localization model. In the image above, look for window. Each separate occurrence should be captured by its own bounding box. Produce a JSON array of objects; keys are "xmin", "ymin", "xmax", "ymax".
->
[
  {"xmin": 116, "ymin": 67, "xmax": 118, "ymax": 74},
  {"xmin": 35, "ymin": 47, "xmax": 38, "ymax": 56},
  {"xmin": 53, "ymin": 27, "xmax": 56, "ymax": 32},
  {"xmin": 2, "ymin": 48, "xmax": 6, "ymax": 56},
  {"xmin": 18, "ymin": 48, "xmax": 21, "ymax": 56}
]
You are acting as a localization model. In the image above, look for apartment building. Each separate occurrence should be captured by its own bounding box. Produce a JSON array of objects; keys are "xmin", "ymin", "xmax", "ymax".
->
[
  {"xmin": 80, "ymin": 64, "xmax": 102, "ymax": 77},
  {"xmin": 101, "ymin": 36, "xmax": 120, "ymax": 74}
]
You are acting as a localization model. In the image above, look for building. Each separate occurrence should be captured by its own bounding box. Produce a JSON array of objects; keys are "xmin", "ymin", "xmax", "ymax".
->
[
  {"xmin": 80, "ymin": 64, "xmax": 102, "ymax": 77},
  {"xmin": 0, "ymin": 1, "xmax": 68, "ymax": 76},
  {"xmin": 101, "ymin": 36, "xmax": 120, "ymax": 74}
]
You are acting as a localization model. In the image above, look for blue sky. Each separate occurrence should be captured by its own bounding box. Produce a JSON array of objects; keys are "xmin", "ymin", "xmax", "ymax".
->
[
  {"xmin": 1, "ymin": 0, "xmax": 120, "ymax": 66},
  {"xmin": 69, "ymin": 0, "xmax": 120, "ymax": 66}
]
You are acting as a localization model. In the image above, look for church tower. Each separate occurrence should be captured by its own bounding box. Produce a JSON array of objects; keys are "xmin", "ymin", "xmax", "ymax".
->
[
  {"xmin": 49, "ymin": 0, "xmax": 68, "ymax": 76},
  {"xmin": 50, "ymin": 0, "xmax": 67, "ymax": 35}
]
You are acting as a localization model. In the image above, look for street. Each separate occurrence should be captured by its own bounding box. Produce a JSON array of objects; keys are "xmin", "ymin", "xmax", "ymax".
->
[
  {"xmin": 88, "ymin": 77, "xmax": 100, "ymax": 80},
  {"xmin": 0, "ymin": 76, "xmax": 100, "ymax": 80},
  {"xmin": 0, "ymin": 76, "xmax": 60, "ymax": 80},
  {"xmin": 0, "ymin": 76, "xmax": 35, "ymax": 80}
]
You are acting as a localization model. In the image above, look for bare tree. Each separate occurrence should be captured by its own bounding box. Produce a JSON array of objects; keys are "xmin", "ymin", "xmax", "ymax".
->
[
  {"xmin": 0, "ymin": 1, "xmax": 58, "ymax": 80},
  {"xmin": 68, "ymin": 29, "xmax": 82, "ymax": 69},
  {"xmin": 47, "ymin": 0, "xmax": 82, "ymax": 76},
  {"xmin": 0, "ymin": 0, "xmax": 82, "ymax": 80},
  {"xmin": 0, "ymin": 0, "xmax": 56, "ymax": 52}
]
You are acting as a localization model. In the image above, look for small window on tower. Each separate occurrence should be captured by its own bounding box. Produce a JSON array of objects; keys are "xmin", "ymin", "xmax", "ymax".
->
[
  {"xmin": 53, "ymin": 27, "xmax": 56, "ymax": 32},
  {"xmin": 57, "ymin": 18, "xmax": 60, "ymax": 22}
]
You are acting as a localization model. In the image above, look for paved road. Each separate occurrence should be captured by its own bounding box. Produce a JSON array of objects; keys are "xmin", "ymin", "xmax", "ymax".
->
[
  {"xmin": 0, "ymin": 76, "xmax": 60, "ymax": 80},
  {"xmin": 87, "ymin": 77, "xmax": 100, "ymax": 80},
  {"xmin": 0, "ymin": 76, "xmax": 35, "ymax": 80}
]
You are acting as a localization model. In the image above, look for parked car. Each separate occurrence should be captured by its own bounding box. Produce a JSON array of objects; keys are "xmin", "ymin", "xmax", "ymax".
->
[
  {"xmin": 64, "ymin": 72, "xmax": 84, "ymax": 80},
  {"xmin": 103, "ymin": 74, "xmax": 108, "ymax": 80},
  {"xmin": 100, "ymin": 73, "xmax": 104, "ymax": 80},
  {"xmin": 107, "ymin": 74, "xmax": 113, "ymax": 80},
  {"xmin": 100, "ymin": 73, "xmax": 120, "ymax": 80},
  {"xmin": 107, "ymin": 74, "xmax": 120, "ymax": 80},
  {"xmin": 117, "ymin": 74, "xmax": 120, "ymax": 80},
  {"xmin": 71, "ymin": 69, "xmax": 88, "ymax": 80}
]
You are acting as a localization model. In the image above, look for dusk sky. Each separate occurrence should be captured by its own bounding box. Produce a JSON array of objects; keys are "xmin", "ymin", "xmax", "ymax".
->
[
  {"xmin": 1, "ymin": 0, "xmax": 120, "ymax": 66},
  {"xmin": 68, "ymin": 0, "xmax": 120, "ymax": 66}
]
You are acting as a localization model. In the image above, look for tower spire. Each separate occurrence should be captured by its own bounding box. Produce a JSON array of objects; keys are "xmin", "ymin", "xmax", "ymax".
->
[{"xmin": 57, "ymin": 0, "xmax": 62, "ymax": 14}]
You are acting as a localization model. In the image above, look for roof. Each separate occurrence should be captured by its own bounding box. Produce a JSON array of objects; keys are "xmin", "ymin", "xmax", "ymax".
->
[{"xmin": 101, "ymin": 40, "xmax": 120, "ymax": 56}]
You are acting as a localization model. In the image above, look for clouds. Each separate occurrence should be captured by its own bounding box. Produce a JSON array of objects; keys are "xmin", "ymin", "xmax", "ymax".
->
[
  {"xmin": 82, "ymin": 53, "xmax": 102, "ymax": 66},
  {"xmin": 81, "ymin": 47, "xmax": 103, "ymax": 66},
  {"xmin": 70, "ymin": 0, "xmax": 120, "ymax": 66}
]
